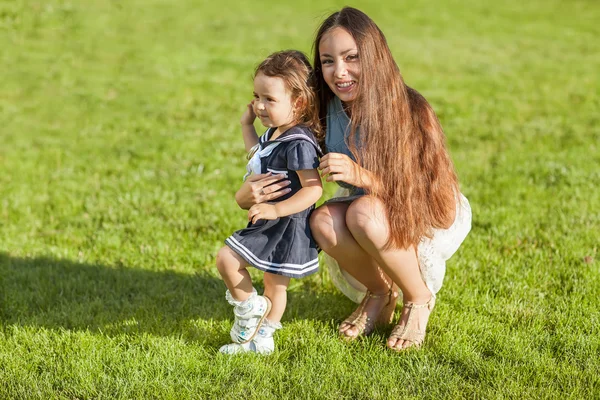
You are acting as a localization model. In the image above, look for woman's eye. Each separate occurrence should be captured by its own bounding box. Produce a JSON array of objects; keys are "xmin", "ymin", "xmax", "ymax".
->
[
  {"xmin": 321, "ymin": 59, "xmax": 332, "ymax": 65},
  {"xmin": 347, "ymin": 54, "xmax": 359, "ymax": 61}
]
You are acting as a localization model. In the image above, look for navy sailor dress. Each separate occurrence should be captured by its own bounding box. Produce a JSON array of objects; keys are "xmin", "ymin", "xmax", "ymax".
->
[{"xmin": 225, "ymin": 125, "xmax": 323, "ymax": 278}]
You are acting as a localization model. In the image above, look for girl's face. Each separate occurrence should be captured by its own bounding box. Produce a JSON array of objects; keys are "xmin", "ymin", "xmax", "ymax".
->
[
  {"xmin": 318, "ymin": 27, "xmax": 361, "ymax": 104},
  {"xmin": 252, "ymin": 73, "xmax": 295, "ymax": 131}
]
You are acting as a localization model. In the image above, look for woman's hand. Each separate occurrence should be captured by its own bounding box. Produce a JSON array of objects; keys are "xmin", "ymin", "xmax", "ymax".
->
[
  {"xmin": 235, "ymin": 173, "xmax": 291, "ymax": 210},
  {"xmin": 318, "ymin": 153, "xmax": 367, "ymax": 187},
  {"xmin": 248, "ymin": 203, "xmax": 278, "ymax": 224}
]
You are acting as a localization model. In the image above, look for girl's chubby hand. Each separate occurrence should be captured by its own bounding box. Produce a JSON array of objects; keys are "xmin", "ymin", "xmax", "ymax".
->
[
  {"xmin": 248, "ymin": 203, "xmax": 278, "ymax": 224},
  {"xmin": 319, "ymin": 152, "xmax": 366, "ymax": 187},
  {"xmin": 240, "ymin": 101, "xmax": 257, "ymax": 126}
]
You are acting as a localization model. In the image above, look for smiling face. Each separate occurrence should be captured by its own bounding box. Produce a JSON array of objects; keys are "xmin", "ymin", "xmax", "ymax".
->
[
  {"xmin": 252, "ymin": 72, "xmax": 295, "ymax": 133},
  {"xmin": 318, "ymin": 27, "xmax": 361, "ymax": 104}
]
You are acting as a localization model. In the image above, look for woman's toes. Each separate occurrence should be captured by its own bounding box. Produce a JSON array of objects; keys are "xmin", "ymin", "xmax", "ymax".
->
[
  {"xmin": 387, "ymin": 335, "xmax": 405, "ymax": 351},
  {"xmin": 392, "ymin": 339, "xmax": 405, "ymax": 351},
  {"xmin": 343, "ymin": 325, "xmax": 358, "ymax": 338}
]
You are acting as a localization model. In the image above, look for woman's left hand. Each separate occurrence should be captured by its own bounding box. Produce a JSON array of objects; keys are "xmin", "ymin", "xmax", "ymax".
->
[
  {"xmin": 319, "ymin": 152, "xmax": 366, "ymax": 188},
  {"xmin": 248, "ymin": 203, "xmax": 279, "ymax": 224}
]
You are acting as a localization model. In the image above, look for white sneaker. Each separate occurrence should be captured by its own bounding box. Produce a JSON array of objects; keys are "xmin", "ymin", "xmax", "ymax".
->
[
  {"xmin": 226, "ymin": 290, "xmax": 272, "ymax": 344},
  {"xmin": 219, "ymin": 319, "xmax": 282, "ymax": 355},
  {"xmin": 251, "ymin": 319, "xmax": 282, "ymax": 354},
  {"xmin": 219, "ymin": 341, "xmax": 258, "ymax": 355}
]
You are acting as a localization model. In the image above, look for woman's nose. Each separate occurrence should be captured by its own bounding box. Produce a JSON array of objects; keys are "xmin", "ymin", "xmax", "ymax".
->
[{"xmin": 334, "ymin": 62, "xmax": 347, "ymax": 78}]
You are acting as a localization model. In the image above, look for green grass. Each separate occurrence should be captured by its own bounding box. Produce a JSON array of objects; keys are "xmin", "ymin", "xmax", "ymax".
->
[{"xmin": 1, "ymin": 0, "xmax": 599, "ymax": 398}]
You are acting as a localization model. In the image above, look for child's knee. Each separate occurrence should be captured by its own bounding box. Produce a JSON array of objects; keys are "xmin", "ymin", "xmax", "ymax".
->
[
  {"xmin": 263, "ymin": 273, "xmax": 290, "ymax": 292},
  {"xmin": 216, "ymin": 246, "xmax": 237, "ymax": 276}
]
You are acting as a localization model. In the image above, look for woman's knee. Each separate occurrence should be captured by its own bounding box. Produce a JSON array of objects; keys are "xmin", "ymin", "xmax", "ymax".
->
[
  {"xmin": 346, "ymin": 196, "xmax": 388, "ymax": 240},
  {"xmin": 309, "ymin": 205, "xmax": 347, "ymax": 250}
]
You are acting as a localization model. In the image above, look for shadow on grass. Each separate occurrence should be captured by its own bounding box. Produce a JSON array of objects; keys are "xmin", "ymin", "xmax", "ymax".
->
[{"xmin": 0, "ymin": 253, "xmax": 348, "ymax": 342}]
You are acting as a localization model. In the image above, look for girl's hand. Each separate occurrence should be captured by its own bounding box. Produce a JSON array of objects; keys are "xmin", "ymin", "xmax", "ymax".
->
[
  {"xmin": 240, "ymin": 102, "xmax": 256, "ymax": 126},
  {"xmin": 235, "ymin": 173, "xmax": 291, "ymax": 209},
  {"xmin": 248, "ymin": 203, "xmax": 278, "ymax": 224},
  {"xmin": 319, "ymin": 152, "xmax": 367, "ymax": 188}
]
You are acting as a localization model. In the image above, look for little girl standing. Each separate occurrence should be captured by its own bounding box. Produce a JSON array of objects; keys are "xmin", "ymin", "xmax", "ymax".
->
[{"xmin": 216, "ymin": 50, "xmax": 323, "ymax": 354}]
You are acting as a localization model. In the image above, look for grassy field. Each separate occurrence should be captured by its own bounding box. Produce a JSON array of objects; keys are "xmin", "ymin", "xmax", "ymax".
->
[{"xmin": 1, "ymin": 0, "xmax": 599, "ymax": 398}]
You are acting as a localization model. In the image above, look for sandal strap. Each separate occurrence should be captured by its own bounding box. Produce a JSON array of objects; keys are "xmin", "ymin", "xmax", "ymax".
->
[
  {"xmin": 403, "ymin": 296, "xmax": 435, "ymax": 310},
  {"xmin": 366, "ymin": 289, "xmax": 392, "ymax": 299},
  {"xmin": 389, "ymin": 325, "xmax": 425, "ymax": 340},
  {"xmin": 340, "ymin": 288, "xmax": 397, "ymax": 339},
  {"xmin": 341, "ymin": 291, "xmax": 372, "ymax": 333},
  {"xmin": 388, "ymin": 296, "xmax": 435, "ymax": 349}
]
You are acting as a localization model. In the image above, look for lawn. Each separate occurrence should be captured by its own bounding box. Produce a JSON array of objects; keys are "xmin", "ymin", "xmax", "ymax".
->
[{"xmin": 1, "ymin": 0, "xmax": 599, "ymax": 398}]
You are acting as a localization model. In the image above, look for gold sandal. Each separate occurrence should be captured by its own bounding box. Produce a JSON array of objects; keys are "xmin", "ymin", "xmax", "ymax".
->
[
  {"xmin": 387, "ymin": 296, "xmax": 435, "ymax": 350},
  {"xmin": 339, "ymin": 287, "xmax": 398, "ymax": 341}
]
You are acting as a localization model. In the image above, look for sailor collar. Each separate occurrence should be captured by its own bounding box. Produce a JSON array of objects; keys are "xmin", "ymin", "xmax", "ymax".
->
[{"xmin": 260, "ymin": 126, "xmax": 322, "ymax": 155}]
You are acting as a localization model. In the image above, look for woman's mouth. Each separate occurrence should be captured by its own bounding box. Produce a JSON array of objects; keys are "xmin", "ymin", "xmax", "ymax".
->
[{"xmin": 336, "ymin": 81, "xmax": 356, "ymax": 92}]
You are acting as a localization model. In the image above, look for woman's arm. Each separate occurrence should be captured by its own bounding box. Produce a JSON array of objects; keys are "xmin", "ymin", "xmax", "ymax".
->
[
  {"xmin": 318, "ymin": 152, "xmax": 382, "ymax": 193},
  {"xmin": 235, "ymin": 173, "xmax": 291, "ymax": 210},
  {"xmin": 248, "ymin": 169, "xmax": 323, "ymax": 224}
]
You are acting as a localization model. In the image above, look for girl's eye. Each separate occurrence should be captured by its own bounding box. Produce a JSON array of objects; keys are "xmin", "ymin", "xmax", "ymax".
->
[
  {"xmin": 267, "ymin": 98, "xmax": 276, "ymax": 102},
  {"xmin": 253, "ymin": 94, "xmax": 259, "ymax": 99}
]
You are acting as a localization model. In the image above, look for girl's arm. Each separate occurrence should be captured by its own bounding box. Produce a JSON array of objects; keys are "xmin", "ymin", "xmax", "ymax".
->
[
  {"xmin": 248, "ymin": 169, "xmax": 322, "ymax": 224},
  {"xmin": 240, "ymin": 102, "xmax": 259, "ymax": 152},
  {"xmin": 274, "ymin": 169, "xmax": 322, "ymax": 217}
]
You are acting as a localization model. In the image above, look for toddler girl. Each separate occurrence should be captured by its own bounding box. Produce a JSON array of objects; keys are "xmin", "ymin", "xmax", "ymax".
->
[{"xmin": 216, "ymin": 50, "xmax": 323, "ymax": 354}]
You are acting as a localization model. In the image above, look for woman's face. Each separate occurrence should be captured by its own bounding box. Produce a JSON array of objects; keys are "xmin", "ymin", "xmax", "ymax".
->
[{"xmin": 318, "ymin": 27, "xmax": 361, "ymax": 104}]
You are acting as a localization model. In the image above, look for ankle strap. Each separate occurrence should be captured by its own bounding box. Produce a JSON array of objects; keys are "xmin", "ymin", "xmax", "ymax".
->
[
  {"xmin": 404, "ymin": 297, "xmax": 435, "ymax": 310},
  {"xmin": 366, "ymin": 288, "xmax": 392, "ymax": 299}
]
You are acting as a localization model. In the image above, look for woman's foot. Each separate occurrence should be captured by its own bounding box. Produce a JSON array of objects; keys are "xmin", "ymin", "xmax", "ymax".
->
[
  {"xmin": 387, "ymin": 296, "xmax": 435, "ymax": 351},
  {"xmin": 339, "ymin": 287, "xmax": 398, "ymax": 340}
]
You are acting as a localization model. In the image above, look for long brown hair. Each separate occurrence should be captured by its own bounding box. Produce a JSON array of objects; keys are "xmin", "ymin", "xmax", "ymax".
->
[
  {"xmin": 313, "ymin": 7, "xmax": 459, "ymax": 248},
  {"xmin": 255, "ymin": 50, "xmax": 321, "ymax": 135}
]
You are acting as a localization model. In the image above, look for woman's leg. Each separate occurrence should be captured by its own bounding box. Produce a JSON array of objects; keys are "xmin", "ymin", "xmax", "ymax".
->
[
  {"xmin": 345, "ymin": 196, "xmax": 434, "ymax": 350},
  {"xmin": 216, "ymin": 246, "xmax": 254, "ymax": 301},
  {"xmin": 262, "ymin": 272, "xmax": 290, "ymax": 323},
  {"xmin": 310, "ymin": 203, "xmax": 396, "ymax": 338}
]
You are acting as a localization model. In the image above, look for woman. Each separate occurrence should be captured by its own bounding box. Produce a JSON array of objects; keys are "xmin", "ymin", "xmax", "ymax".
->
[{"xmin": 236, "ymin": 7, "xmax": 471, "ymax": 351}]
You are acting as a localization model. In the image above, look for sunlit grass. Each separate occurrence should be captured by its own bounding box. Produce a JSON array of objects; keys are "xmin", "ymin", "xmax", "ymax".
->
[{"xmin": 1, "ymin": 0, "xmax": 599, "ymax": 398}]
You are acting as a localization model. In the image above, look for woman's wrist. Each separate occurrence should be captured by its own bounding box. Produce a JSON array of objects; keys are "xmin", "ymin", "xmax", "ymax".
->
[
  {"xmin": 235, "ymin": 188, "xmax": 252, "ymax": 210},
  {"xmin": 360, "ymin": 168, "xmax": 381, "ymax": 193}
]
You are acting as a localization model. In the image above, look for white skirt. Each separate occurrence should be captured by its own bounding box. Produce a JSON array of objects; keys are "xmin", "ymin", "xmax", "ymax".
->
[{"xmin": 323, "ymin": 188, "xmax": 472, "ymax": 303}]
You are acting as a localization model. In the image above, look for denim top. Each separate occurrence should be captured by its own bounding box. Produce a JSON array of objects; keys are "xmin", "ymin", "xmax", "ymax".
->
[{"xmin": 325, "ymin": 97, "xmax": 365, "ymax": 195}]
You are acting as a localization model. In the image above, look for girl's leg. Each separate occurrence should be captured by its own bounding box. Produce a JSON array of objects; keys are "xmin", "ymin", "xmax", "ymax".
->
[
  {"xmin": 216, "ymin": 246, "xmax": 254, "ymax": 301},
  {"xmin": 262, "ymin": 272, "xmax": 290, "ymax": 323},
  {"xmin": 310, "ymin": 203, "xmax": 397, "ymax": 338},
  {"xmin": 216, "ymin": 246, "xmax": 271, "ymax": 347},
  {"xmin": 344, "ymin": 196, "xmax": 434, "ymax": 350}
]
